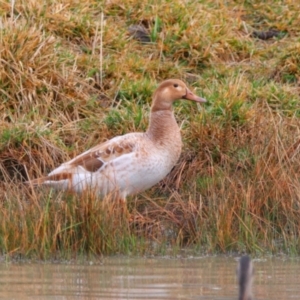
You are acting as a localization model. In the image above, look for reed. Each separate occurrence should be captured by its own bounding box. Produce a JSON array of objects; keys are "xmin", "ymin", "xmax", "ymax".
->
[{"xmin": 0, "ymin": 0, "xmax": 300, "ymax": 258}]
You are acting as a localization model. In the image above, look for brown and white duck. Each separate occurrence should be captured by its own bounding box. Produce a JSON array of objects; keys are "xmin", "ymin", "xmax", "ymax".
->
[{"xmin": 27, "ymin": 79, "xmax": 206, "ymax": 200}]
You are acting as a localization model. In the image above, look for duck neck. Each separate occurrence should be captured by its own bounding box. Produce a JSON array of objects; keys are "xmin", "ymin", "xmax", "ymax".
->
[{"xmin": 146, "ymin": 109, "xmax": 181, "ymax": 145}]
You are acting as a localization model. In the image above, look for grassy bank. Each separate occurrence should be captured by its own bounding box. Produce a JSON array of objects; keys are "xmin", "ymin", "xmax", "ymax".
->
[{"xmin": 0, "ymin": 0, "xmax": 300, "ymax": 259}]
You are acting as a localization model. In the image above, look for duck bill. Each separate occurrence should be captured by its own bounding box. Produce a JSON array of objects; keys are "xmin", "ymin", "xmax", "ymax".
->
[{"xmin": 183, "ymin": 88, "xmax": 206, "ymax": 103}]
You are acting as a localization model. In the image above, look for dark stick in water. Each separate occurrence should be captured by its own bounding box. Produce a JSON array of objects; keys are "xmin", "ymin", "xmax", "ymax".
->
[{"xmin": 238, "ymin": 256, "xmax": 254, "ymax": 300}]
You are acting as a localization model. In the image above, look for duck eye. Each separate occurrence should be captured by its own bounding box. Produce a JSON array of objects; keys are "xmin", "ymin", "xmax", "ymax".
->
[{"xmin": 173, "ymin": 84, "xmax": 178, "ymax": 88}]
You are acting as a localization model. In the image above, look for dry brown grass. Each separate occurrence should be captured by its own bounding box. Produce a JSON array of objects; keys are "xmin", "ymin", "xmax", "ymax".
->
[{"xmin": 0, "ymin": 0, "xmax": 300, "ymax": 258}]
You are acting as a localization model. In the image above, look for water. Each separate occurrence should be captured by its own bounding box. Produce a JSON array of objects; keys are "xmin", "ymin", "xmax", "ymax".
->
[{"xmin": 0, "ymin": 256, "xmax": 299, "ymax": 299}]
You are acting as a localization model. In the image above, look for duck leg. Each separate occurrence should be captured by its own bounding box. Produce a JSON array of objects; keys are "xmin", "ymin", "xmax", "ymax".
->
[{"xmin": 118, "ymin": 198, "xmax": 131, "ymax": 220}]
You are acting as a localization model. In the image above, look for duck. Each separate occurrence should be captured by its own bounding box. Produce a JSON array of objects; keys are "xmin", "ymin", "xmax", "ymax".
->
[
  {"xmin": 238, "ymin": 255, "xmax": 254, "ymax": 300},
  {"xmin": 27, "ymin": 79, "xmax": 206, "ymax": 201}
]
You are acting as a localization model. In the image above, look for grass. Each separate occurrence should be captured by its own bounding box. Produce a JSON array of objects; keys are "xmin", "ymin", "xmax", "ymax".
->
[{"xmin": 0, "ymin": 0, "xmax": 300, "ymax": 259}]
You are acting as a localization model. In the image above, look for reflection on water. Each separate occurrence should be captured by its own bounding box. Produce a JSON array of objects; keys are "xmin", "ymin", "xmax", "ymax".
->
[{"xmin": 0, "ymin": 256, "xmax": 299, "ymax": 299}]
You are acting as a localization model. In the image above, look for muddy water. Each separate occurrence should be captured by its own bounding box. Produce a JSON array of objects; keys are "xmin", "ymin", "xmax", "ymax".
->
[{"xmin": 0, "ymin": 256, "xmax": 299, "ymax": 299}]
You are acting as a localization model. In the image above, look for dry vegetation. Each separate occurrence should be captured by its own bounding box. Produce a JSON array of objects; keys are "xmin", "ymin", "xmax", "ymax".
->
[{"xmin": 0, "ymin": 0, "xmax": 300, "ymax": 259}]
